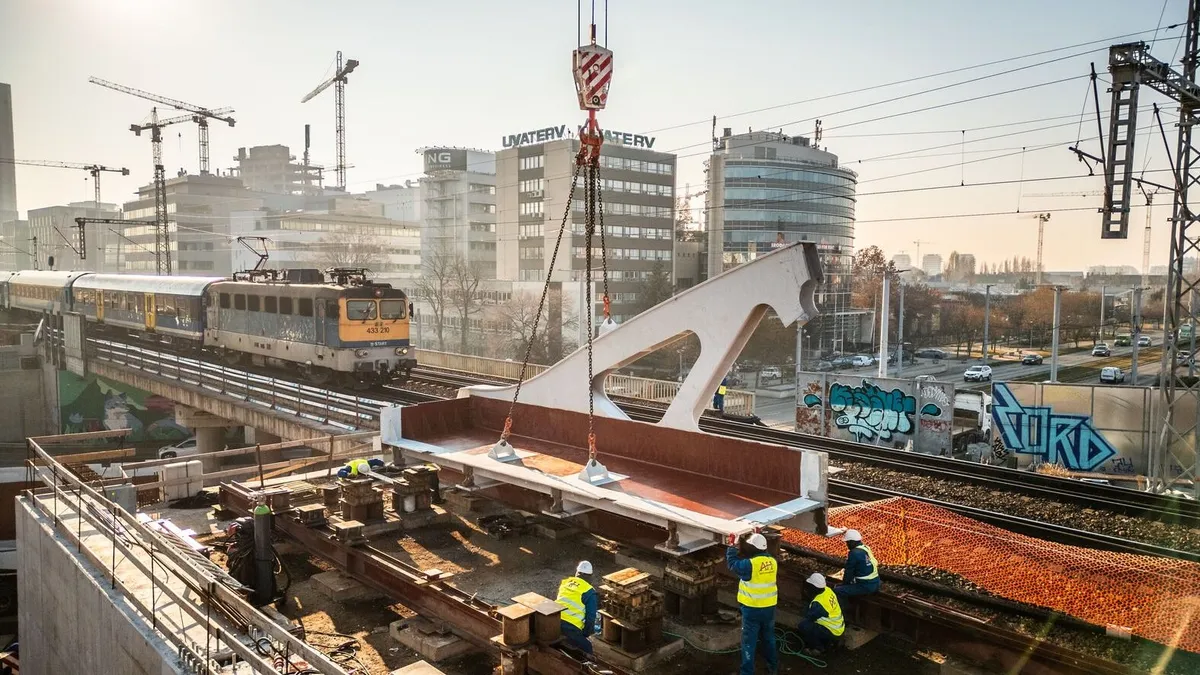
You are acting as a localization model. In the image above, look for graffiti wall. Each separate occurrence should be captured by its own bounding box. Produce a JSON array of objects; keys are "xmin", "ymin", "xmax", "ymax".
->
[
  {"xmin": 796, "ymin": 373, "xmax": 955, "ymax": 455},
  {"xmin": 58, "ymin": 371, "xmax": 193, "ymax": 443},
  {"xmin": 988, "ymin": 382, "xmax": 1193, "ymax": 478}
]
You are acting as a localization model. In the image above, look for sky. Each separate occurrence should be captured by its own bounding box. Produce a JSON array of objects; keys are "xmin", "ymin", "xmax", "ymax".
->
[{"xmin": 0, "ymin": 0, "xmax": 1191, "ymax": 271}]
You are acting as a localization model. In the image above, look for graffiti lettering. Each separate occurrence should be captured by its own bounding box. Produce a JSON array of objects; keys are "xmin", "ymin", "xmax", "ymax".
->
[
  {"xmin": 991, "ymin": 383, "xmax": 1117, "ymax": 471},
  {"xmin": 803, "ymin": 381, "xmax": 941, "ymax": 443},
  {"xmin": 1110, "ymin": 457, "xmax": 1135, "ymax": 475},
  {"xmin": 920, "ymin": 384, "xmax": 951, "ymax": 408}
]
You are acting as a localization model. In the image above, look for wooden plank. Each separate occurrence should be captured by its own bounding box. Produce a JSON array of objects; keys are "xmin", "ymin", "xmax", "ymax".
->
[
  {"xmin": 49, "ymin": 447, "xmax": 136, "ymax": 464},
  {"xmin": 121, "ymin": 431, "xmax": 377, "ymax": 470},
  {"xmin": 30, "ymin": 428, "xmax": 131, "ymax": 444}
]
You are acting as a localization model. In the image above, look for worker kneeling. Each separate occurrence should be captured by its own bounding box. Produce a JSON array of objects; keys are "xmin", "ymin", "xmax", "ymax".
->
[
  {"xmin": 337, "ymin": 458, "xmax": 385, "ymax": 479},
  {"xmin": 797, "ymin": 572, "xmax": 844, "ymax": 655},
  {"xmin": 834, "ymin": 529, "xmax": 880, "ymax": 600},
  {"xmin": 557, "ymin": 561, "xmax": 598, "ymax": 655},
  {"xmin": 726, "ymin": 532, "xmax": 778, "ymax": 675}
]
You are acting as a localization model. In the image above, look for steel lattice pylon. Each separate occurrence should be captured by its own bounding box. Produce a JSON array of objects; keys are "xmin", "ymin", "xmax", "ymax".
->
[{"xmin": 1102, "ymin": 2, "xmax": 1200, "ymax": 495}]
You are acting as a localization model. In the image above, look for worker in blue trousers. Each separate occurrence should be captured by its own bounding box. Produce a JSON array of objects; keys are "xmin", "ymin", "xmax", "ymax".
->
[
  {"xmin": 726, "ymin": 532, "xmax": 778, "ymax": 675},
  {"xmin": 337, "ymin": 458, "xmax": 385, "ymax": 478},
  {"xmin": 796, "ymin": 572, "xmax": 845, "ymax": 655},
  {"xmin": 834, "ymin": 529, "xmax": 881, "ymax": 601},
  {"xmin": 556, "ymin": 560, "xmax": 599, "ymax": 655},
  {"xmin": 713, "ymin": 376, "xmax": 729, "ymax": 413}
]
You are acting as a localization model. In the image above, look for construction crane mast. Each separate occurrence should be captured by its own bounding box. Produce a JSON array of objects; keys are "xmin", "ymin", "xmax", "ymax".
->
[
  {"xmin": 1099, "ymin": 0, "xmax": 1200, "ymax": 496},
  {"xmin": 301, "ymin": 51, "xmax": 359, "ymax": 191},
  {"xmin": 88, "ymin": 77, "xmax": 235, "ymax": 175},
  {"xmin": 0, "ymin": 158, "xmax": 129, "ymax": 206}
]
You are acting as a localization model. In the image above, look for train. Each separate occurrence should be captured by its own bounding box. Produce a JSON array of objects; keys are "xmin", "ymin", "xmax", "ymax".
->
[{"xmin": 0, "ymin": 267, "xmax": 416, "ymax": 388}]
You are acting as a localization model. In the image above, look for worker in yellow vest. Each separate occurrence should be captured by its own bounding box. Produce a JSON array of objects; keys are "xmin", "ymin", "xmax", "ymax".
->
[
  {"xmin": 797, "ymin": 572, "xmax": 845, "ymax": 655},
  {"xmin": 713, "ymin": 376, "xmax": 729, "ymax": 414},
  {"xmin": 726, "ymin": 532, "xmax": 778, "ymax": 675},
  {"xmin": 556, "ymin": 560, "xmax": 598, "ymax": 655},
  {"xmin": 337, "ymin": 458, "xmax": 384, "ymax": 479}
]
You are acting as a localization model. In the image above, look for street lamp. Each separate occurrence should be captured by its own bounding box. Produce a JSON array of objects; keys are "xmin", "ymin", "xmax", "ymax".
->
[
  {"xmin": 982, "ymin": 284, "xmax": 995, "ymax": 365},
  {"xmin": 878, "ymin": 268, "xmax": 909, "ymax": 378}
]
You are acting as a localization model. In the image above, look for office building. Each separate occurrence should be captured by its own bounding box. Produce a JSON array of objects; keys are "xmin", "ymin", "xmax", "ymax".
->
[
  {"xmin": 497, "ymin": 126, "xmax": 675, "ymax": 322},
  {"xmin": 233, "ymin": 145, "xmax": 323, "ymax": 196},
  {"xmin": 922, "ymin": 254, "xmax": 943, "ymax": 278},
  {"xmin": 0, "ymin": 219, "xmax": 30, "ymax": 270},
  {"xmin": 419, "ymin": 147, "xmax": 497, "ymax": 278},
  {"xmin": 0, "ymin": 83, "xmax": 16, "ymax": 227},
  {"xmin": 230, "ymin": 198, "xmax": 420, "ymax": 277},
  {"xmin": 705, "ymin": 129, "xmax": 858, "ymax": 356},
  {"xmin": 891, "ymin": 253, "xmax": 911, "ymax": 270},
  {"xmin": 27, "ymin": 202, "xmax": 122, "ymax": 272},
  {"xmin": 362, "ymin": 182, "xmax": 422, "ymax": 222},
  {"xmin": 121, "ymin": 174, "xmax": 264, "ymax": 275}
]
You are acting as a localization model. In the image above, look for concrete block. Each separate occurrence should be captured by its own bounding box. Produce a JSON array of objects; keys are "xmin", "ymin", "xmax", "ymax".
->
[
  {"xmin": 391, "ymin": 661, "xmax": 448, "ymax": 675},
  {"xmin": 592, "ymin": 636, "xmax": 684, "ymax": 672},
  {"xmin": 842, "ymin": 625, "xmax": 879, "ymax": 651},
  {"xmin": 442, "ymin": 490, "xmax": 486, "ymax": 513},
  {"xmin": 532, "ymin": 520, "xmax": 581, "ymax": 541},
  {"xmin": 312, "ymin": 571, "xmax": 379, "ymax": 601},
  {"xmin": 390, "ymin": 620, "xmax": 475, "ymax": 662}
]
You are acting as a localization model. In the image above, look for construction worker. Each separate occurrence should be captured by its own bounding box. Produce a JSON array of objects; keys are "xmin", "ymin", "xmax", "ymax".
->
[
  {"xmin": 726, "ymin": 532, "xmax": 778, "ymax": 675},
  {"xmin": 713, "ymin": 376, "xmax": 729, "ymax": 414},
  {"xmin": 556, "ymin": 560, "xmax": 598, "ymax": 655},
  {"xmin": 337, "ymin": 457, "xmax": 384, "ymax": 479},
  {"xmin": 834, "ymin": 529, "xmax": 880, "ymax": 599},
  {"xmin": 796, "ymin": 572, "xmax": 844, "ymax": 655}
]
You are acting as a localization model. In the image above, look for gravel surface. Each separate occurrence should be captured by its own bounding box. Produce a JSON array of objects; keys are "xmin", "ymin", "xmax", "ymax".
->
[{"xmin": 835, "ymin": 461, "xmax": 1200, "ymax": 552}]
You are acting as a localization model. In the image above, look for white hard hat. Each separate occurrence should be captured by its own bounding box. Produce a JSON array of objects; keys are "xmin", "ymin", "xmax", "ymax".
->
[
  {"xmin": 576, "ymin": 560, "xmax": 593, "ymax": 575},
  {"xmin": 843, "ymin": 529, "xmax": 862, "ymax": 542},
  {"xmin": 806, "ymin": 573, "xmax": 826, "ymax": 589},
  {"xmin": 746, "ymin": 533, "xmax": 768, "ymax": 550}
]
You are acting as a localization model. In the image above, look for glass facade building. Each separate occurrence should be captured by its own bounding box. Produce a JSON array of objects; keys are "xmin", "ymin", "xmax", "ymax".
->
[{"xmin": 706, "ymin": 130, "xmax": 858, "ymax": 357}]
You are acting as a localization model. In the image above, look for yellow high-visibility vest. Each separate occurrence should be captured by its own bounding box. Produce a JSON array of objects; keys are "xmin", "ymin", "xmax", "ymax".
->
[
  {"xmin": 346, "ymin": 459, "xmax": 371, "ymax": 476},
  {"xmin": 717, "ymin": 384, "xmax": 728, "ymax": 396},
  {"xmin": 736, "ymin": 555, "xmax": 778, "ymax": 608},
  {"xmin": 556, "ymin": 576, "xmax": 592, "ymax": 630},
  {"xmin": 855, "ymin": 544, "xmax": 880, "ymax": 582},
  {"xmin": 813, "ymin": 588, "xmax": 845, "ymax": 636}
]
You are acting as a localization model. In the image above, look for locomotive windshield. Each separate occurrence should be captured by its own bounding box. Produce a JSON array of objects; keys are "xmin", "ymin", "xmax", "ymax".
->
[
  {"xmin": 346, "ymin": 300, "xmax": 377, "ymax": 320},
  {"xmin": 380, "ymin": 300, "xmax": 407, "ymax": 320}
]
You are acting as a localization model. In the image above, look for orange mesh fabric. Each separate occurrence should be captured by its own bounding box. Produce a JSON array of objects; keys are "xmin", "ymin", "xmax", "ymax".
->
[{"xmin": 783, "ymin": 497, "xmax": 1200, "ymax": 653}]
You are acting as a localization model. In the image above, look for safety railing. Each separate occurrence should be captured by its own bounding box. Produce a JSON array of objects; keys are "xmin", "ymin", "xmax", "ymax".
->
[
  {"xmin": 415, "ymin": 347, "xmax": 756, "ymax": 414},
  {"xmin": 23, "ymin": 433, "xmax": 349, "ymax": 674},
  {"xmin": 90, "ymin": 339, "xmax": 386, "ymax": 431}
]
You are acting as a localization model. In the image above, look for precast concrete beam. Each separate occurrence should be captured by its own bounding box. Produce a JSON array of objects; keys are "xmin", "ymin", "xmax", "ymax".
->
[{"xmin": 175, "ymin": 405, "xmax": 230, "ymax": 428}]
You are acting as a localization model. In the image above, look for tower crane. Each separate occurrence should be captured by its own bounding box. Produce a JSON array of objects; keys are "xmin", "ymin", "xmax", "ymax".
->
[
  {"xmin": 1019, "ymin": 212, "xmax": 1051, "ymax": 285},
  {"xmin": 88, "ymin": 77, "xmax": 235, "ymax": 175},
  {"xmin": 301, "ymin": 51, "xmax": 359, "ymax": 191},
  {"xmin": 0, "ymin": 158, "xmax": 129, "ymax": 206},
  {"xmin": 1027, "ymin": 188, "xmax": 1161, "ymax": 285},
  {"xmin": 1096, "ymin": 0, "xmax": 1200, "ymax": 496},
  {"xmin": 911, "ymin": 239, "xmax": 932, "ymax": 268}
]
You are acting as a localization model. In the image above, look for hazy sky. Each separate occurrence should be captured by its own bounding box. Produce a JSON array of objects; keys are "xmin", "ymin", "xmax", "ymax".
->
[{"xmin": 0, "ymin": 0, "xmax": 1190, "ymax": 271}]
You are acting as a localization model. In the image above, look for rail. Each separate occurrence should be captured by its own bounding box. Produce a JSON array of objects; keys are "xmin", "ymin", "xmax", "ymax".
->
[
  {"xmin": 91, "ymin": 339, "xmax": 387, "ymax": 431},
  {"xmin": 23, "ymin": 433, "xmax": 348, "ymax": 674}
]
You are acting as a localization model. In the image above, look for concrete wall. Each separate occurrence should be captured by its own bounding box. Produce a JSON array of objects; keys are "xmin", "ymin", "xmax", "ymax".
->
[
  {"xmin": 796, "ymin": 372, "xmax": 955, "ymax": 455},
  {"xmin": 0, "ymin": 339, "xmax": 53, "ymax": 442},
  {"xmin": 16, "ymin": 497, "xmax": 185, "ymax": 675}
]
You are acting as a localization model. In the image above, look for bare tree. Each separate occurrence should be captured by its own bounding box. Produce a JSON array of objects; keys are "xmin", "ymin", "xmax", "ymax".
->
[
  {"xmin": 307, "ymin": 231, "xmax": 384, "ymax": 270},
  {"xmin": 450, "ymin": 258, "xmax": 484, "ymax": 354},
  {"xmin": 491, "ymin": 291, "xmax": 578, "ymax": 364},
  {"xmin": 413, "ymin": 245, "xmax": 455, "ymax": 352}
]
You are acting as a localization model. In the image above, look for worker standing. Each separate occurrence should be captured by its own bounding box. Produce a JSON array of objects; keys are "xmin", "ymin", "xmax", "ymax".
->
[
  {"xmin": 713, "ymin": 376, "xmax": 729, "ymax": 414},
  {"xmin": 337, "ymin": 458, "xmax": 385, "ymax": 479},
  {"xmin": 556, "ymin": 561, "xmax": 599, "ymax": 655},
  {"xmin": 726, "ymin": 532, "xmax": 778, "ymax": 675},
  {"xmin": 834, "ymin": 529, "xmax": 880, "ymax": 600},
  {"xmin": 796, "ymin": 572, "xmax": 844, "ymax": 655}
]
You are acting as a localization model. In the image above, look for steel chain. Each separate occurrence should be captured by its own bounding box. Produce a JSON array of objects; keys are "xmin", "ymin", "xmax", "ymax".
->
[{"xmin": 585, "ymin": 159, "xmax": 597, "ymax": 459}]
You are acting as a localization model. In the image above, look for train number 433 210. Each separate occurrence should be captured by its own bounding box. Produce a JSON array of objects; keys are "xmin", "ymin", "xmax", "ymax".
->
[{"xmin": 366, "ymin": 326, "xmax": 392, "ymax": 334}]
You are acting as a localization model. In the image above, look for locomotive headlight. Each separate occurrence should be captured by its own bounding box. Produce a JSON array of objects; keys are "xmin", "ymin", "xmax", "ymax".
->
[
  {"xmin": 395, "ymin": 347, "xmax": 409, "ymax": 356},
  {"xmin": 355, "ymin": 349, "xmax": 368, "ymax": 358}
]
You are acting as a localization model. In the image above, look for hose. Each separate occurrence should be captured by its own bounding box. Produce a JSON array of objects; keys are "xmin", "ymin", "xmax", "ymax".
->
[{"xmin": 663, "ymin": 628, "xmax": 826, "ymax": 668}]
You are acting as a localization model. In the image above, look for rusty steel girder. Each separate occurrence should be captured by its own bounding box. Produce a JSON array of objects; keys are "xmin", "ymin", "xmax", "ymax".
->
[{"xmin": 219, "ymin": 482, "xmax": 626, "ymax": 675}]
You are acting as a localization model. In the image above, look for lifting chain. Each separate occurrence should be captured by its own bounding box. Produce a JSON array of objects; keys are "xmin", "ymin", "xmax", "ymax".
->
[
  {"xmin": 580, "ymin": 122, "xmax": 609, "ymax": 464},
  {"xmin": 500, "ymin": 161, "xmax": 585, "ymax": 442}
]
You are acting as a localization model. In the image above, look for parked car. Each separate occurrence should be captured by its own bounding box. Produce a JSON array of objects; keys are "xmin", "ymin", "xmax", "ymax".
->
[
  {"xmin": 1092, "ymin": 343, "xmax": 1111, "ymax": 357},
  {"xmin": 1100, "ymin": 366, "xmax": 1126, "ymax": 384},
  {"xmin": 1021, "ymin": 353, "xmax": 1044, "ymax": 365},
  {"xmin": 1138, "ymin": 335, "xmax": 1153, "ymax": 347},
  {"xmin": 832, "ymin": 356, "xmax": 854, "ymax": 370},
  {"xmin": 915, "ymin": 348, "xmax": 948, "ymax": 360},
  {"xmin": 760, "ymin": 366, "xmax": 782, "ymax": 379},
  {"xmin": 851, "ymin": 355, "xmax": 874, "ymax": 367},
  {"xmin": 1115, "ymin": 334, "xmax": 1132, "ymax": 347},
  {"xmin": 812, "ymin": 360, "xmax": 835, "ymax": 372},
  {"xmin": 963, "ymin": 365, "xmax": 993, "ymax": 382},
  {"xmin": 1178, "ymin": 350, "xmax": 1197, "ymax": 366},
  {"xmin": 158, "ymin": 437, "xmax": 198, "ymax": 460}
]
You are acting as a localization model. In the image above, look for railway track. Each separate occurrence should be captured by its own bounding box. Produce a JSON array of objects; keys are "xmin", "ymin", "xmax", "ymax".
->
[{"xmin": 404, "ymin": 366, "xmax": 1200, "ymax": 530}]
